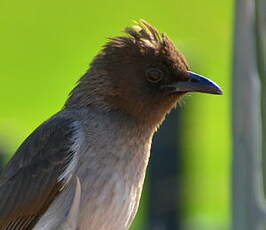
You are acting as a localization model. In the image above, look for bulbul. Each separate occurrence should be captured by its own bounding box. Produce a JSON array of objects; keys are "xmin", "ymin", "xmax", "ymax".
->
[{"xmin": 0, "ymin": 20, "xmax": 222, "ymax": 230}]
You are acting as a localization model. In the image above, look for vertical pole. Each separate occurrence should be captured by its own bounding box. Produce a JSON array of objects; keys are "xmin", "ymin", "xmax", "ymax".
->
[
  {"xmin": 256, "ymin": 0, "xmax": 266, "ymax": 201},
  {"xmin": 148, "ymin": 108, "xmax": 181, "ymax": 230},
  {"xmin": 232, "ymin": 0, "xmax": 266, "ymax": 230},
  {"xmin": 256, "ymin": 0, "xmax": 266, "ymax": 229}
]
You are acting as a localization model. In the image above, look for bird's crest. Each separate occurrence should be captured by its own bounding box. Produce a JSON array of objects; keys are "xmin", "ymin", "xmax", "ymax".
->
[
  {"xmin": 105, "ymin": 20, "xmax": 172, "ymax": 54},
  {"xmin": 124, "ymin": 20, "xmax": 163, "ymax": 44},
  {"xmin": 100, "ymin": 20, "xmax": 189, "ymax": 74}
]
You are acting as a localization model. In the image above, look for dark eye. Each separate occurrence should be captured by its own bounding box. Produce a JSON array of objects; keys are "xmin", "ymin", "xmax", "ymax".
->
[{"xmin": 146, "ymin": 68, "xmax": 163, "ymax": 83}]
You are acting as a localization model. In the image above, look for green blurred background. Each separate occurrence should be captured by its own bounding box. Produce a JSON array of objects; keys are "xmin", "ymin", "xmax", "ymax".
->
[{"xmin": 0, "ymin": 0, "xmax": 232, "ymax": 229}]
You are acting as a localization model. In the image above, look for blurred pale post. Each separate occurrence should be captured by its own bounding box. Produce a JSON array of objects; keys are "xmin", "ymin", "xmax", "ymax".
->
[
  {"xmin": 256, "ymin": 0, "xmax": 266, "ymax": 202},
  {"xmin": 232, "ymin": 0, "xmax": 266, "ymax": 230}
]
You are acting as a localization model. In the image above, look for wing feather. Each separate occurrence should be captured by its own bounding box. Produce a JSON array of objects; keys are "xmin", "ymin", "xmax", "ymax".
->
[{"xmin": 0, "ymin": 116, "xmax": 81, "ymax": 230}]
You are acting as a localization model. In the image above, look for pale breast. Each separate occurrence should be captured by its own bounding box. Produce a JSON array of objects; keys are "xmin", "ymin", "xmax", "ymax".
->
[
  {"xmin": 75, "ymin": 112, "xmax": 152, "ymax": 230},
  {"xmin": 78, "ymin": 170, "xmax": 143, "ymax": 230}
]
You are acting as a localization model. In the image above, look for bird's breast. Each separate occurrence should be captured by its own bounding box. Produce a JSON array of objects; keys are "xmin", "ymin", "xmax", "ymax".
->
[
  {"xmin": 78, "ymin": 169, "xmax": 143, "ymax": 230},
  {"xmin": 76, "ymin": 123, "xmax": 152, "ymax": 230},
  {"xmin": 57, "ymin": 111, "xmax": 153, "ymax": 230}
]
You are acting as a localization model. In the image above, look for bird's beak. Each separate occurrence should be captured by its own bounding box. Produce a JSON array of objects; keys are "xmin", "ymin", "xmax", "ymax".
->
[{"xmin": 162, "ymin": 71, "xmax": 223, "ymax": 95}]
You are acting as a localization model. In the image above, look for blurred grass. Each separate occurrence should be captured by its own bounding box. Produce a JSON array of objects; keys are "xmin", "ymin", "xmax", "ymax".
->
[{"xmin": 0, "ymin": 0, "xmax": 232, "ymax": 229}]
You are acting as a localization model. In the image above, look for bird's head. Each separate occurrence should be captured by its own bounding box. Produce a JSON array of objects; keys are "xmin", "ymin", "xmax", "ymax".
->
[{"xmin": 66, "ymin": 20, "xmax": 222, "ymax": 127}]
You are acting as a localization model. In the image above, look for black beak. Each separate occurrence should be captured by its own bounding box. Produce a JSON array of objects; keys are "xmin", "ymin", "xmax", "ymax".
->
[{"xmin": 162, "ymin": 71, "xmax": 223, "ymax": 95}]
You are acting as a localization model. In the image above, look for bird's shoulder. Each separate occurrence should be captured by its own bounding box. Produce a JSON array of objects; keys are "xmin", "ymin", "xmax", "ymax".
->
[
  {"xmin": 0, "ymin": 112, "xmax": 84, "ymax": 229},
  {"xmin": 0, "ymin": 113, "xmax": 82, "ymax": 183}
]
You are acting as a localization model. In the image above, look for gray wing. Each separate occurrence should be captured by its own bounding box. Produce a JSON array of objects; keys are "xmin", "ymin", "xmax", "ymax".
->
[{"xmin": 0, "ymin": 116, "xmax": 81, "ymax": 230}]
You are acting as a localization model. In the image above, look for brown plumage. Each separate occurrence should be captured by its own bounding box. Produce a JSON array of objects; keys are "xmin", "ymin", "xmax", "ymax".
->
[
  {"xmin": 0, "ymin": 20, "xmax": 222, "ymax": 230},
  {"xmin": 65, "ymin": 20, "xmax": 191, "ymax": 127}
]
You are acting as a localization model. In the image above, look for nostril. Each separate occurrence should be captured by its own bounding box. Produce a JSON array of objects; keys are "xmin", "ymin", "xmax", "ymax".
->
[{"xmin": 190, "ymin": 78, "xmax": 199, "ymax": 83}]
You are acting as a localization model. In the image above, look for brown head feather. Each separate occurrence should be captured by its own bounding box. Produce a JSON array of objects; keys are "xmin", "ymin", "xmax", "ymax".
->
[
  {"xmin": 105, "ymin": 20, "xmax": 189, "ymax": 71},
  {"xmin": 65, "ymin": 20, "xmax": 190, "ymax": 128}
]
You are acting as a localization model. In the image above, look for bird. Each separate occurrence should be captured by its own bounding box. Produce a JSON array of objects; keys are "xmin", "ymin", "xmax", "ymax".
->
[{"xmin": 0, "ymin": 20, "xmax": 222, "ymax": 230}]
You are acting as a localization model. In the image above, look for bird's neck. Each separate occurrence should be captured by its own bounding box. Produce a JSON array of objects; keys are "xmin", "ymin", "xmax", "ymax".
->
[
  {"xmin": 65, "ymin": 88, "xmax": 168, "ymax": 134},
  {"xmin": 76, "ymin": 106, "xmax": 155, "ymax": 186}
]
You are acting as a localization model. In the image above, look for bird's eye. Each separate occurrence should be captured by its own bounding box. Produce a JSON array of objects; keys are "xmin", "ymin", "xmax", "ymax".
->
[{"xmin": 146, "ymin": 68, "xmax": 163, "ymax": 83}]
